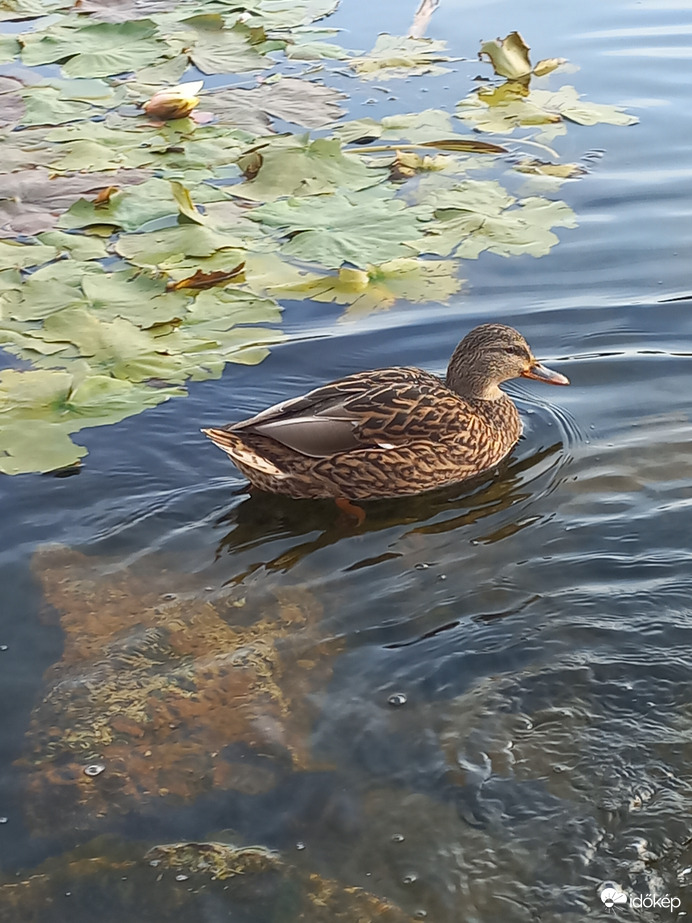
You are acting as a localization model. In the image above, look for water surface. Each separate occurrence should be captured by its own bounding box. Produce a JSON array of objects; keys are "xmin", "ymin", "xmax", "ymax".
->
[{"xmin": 1, "ymin": 0, "xmax": 692, "ymax": 920}]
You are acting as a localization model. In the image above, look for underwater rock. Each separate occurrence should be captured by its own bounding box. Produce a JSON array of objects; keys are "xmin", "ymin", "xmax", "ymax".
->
[{"xmin": 21, "ymin": 545, "xmax": 337, "ymax": 835}]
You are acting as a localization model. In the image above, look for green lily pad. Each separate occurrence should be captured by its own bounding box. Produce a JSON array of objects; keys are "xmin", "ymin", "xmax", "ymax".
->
[
  {"xmin": 0, "ymin": 35, "xmax": 20, "ymax": 62},
  {"xmin": 36, "ymin": 231, "xmax": 109, "ymax": 261},
  {"xmin": 0, "ymin": 241, "xmax": 57, "ymax": 271},
  {"xmin": 81, "ymin": 268, "xmax": 192, "ymax": 327},
  {"xmin": 238, "ymin": 0, "xmax": 340, "ymax": 30},
  {"xmin": 115, "ymin": 224, "xmax": 249, "ymax": 268},
  {"xmin": 59, "ymin": 177, "xmax": 181, "ymax": 232},
  {"xmin": 0, "ymin": 367, "xmax": 179, "ymax": 474},
  {"xmin": 334, "ymin": 109, "xmax": 457, "ymax": 144},
  {"xmin": 238, "ymin": 136, "xmax": 384, "ymax": 201},
  {"xmin": 21, "ymin": 19, "xmax": 175, "ymax": 78},
  {"xmin": 187, "ymin": 21, "xmax": 278, "ymax": 75},
  {"xmin": 0, "ymin": 167, "xmax": 152, "ymax": 237},
  {"xmin": 410, "ymin": 181, "xmax": 577, "ymax": 258},
  {"xmin": 251, "ymin": 188, "xmax": 431, "ymax": 269}
]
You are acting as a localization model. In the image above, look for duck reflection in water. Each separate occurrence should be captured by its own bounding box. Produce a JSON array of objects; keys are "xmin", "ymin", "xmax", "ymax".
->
[{"xmin": 213, "ymin": 440, "xmax": 563, "ymax": 580}]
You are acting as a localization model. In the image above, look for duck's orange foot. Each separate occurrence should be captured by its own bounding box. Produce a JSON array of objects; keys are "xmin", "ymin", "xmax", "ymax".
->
[{"xmin": 335, "ymin": 497, "xmax": 366, "ymax": 525}]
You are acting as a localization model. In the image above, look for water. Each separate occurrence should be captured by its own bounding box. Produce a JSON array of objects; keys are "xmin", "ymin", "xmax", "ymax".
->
[{"xmin": 2, "ymin": 0, "xmax": 692, "ymax": 920}]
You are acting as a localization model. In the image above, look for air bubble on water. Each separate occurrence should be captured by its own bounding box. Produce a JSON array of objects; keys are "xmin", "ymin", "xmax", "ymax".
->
[
  {"xmin": 388, "ymin": 693, "xmax": 407, "ymax": 707},
  {"xmin": 175, "ymin": 874, "xmax": 189, "ymax": 882},
  {"xmin": 84, "ymin": 762, "xmax": 105, "ymax": 777}
]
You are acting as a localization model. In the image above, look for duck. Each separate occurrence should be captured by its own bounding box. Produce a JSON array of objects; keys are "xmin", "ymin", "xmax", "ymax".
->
[{"xmin": 202, "ymin": 323, "xmax": 569, "ymax": 510}]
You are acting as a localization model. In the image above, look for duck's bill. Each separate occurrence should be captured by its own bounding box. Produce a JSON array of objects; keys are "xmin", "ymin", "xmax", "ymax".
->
[{"xmin": 521, "ymin": 362, "xmax": 570, "ymax": 386}]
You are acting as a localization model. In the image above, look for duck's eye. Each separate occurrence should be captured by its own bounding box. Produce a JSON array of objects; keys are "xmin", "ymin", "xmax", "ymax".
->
[{"xmin": 502, "ymin": 344, "xmax": 529, "ymax": 358}]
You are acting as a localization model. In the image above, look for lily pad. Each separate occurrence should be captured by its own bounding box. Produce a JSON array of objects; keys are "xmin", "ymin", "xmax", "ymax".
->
[
  {"xmin": 479, "ymin": 31, "xmax": 566, "ymax": 81},
  {"xmin": 456, "ymin": 82, "xmax": 637, "ymax": 137},
  {"xmin": 0, "ymin": 368, "xmax": 177, "ymax": 474},
  {"xmin": 59, "ymin": 177, "xmax": 184, "ymax": 232},
  {"xmin": 250, "ymin": 188, "xmax": 432, "ymax": 269},
  {"xmin": 205, "ymin": 76, "xmax": 345, "ymax": 134},
  {"xmin": 0, "ymin": 240, "xmax": 57, "ymax": 271},
  {"xmin": 238, "ymin": 135, "xmax": 384, "ymax": 201},
  {"xmin": 21, "ymin": 19, "xmax": 176, "ymax": 79},
  {"xmin": 187, "ymin": 21, "xmax": 279, "ymax": 75},
  {"xmin": 410, "ymin": 180, "xmax": 577, "ymax": 259},
  {"xmin": 272, "ymin": 257, "xmax": 463, "ymax": 317},
  {"xmin": 351, "ymin": 33, "xmax": 454, "ymax": 80}
]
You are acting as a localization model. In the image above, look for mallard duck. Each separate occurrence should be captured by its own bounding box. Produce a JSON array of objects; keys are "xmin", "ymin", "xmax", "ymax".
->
[{"xmin": 202, "ymin": 323, "xmax": 569, "ymax": 504}]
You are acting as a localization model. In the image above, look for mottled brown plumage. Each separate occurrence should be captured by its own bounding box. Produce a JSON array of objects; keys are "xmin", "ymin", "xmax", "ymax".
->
[{"xmin": 202, "ymin": 324, "xmax": 569, "ymax": 501}]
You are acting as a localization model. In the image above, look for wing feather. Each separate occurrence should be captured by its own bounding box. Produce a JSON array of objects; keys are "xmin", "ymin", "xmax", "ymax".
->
[{"xmin": 230, "ymin": 367, "xmax": 464, "ymax": 459}]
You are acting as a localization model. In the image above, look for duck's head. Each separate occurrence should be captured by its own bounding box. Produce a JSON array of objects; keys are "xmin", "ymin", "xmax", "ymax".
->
[{"xmin": 446, "ymin": 323, "xmax": 570, "ymax": 400}]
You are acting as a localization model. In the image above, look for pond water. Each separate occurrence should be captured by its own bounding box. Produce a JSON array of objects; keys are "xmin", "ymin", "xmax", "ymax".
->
[{"xmin": 2, "ymin": 0, "xmax": 692, "ymax": 920}]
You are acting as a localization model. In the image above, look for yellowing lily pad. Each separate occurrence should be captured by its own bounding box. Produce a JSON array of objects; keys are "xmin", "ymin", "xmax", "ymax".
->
[
  {"xmin": 351, "ymin": 33, "xmax": 454, "ymax": 80},
  {"xmin": 272, "ymin": 257, "xmax": 463, "ymax": 318}
]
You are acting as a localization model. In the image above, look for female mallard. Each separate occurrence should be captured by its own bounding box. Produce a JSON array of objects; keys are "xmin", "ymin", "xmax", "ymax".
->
[{"xmin": 202, "ymin": 324, "xmax": 569, "ymax": 503}]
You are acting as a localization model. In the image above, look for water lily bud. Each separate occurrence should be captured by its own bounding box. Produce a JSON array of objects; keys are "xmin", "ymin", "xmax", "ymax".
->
[{"xmin": 143, "ymin": 80, "xmax": 203, "ymax": 120}]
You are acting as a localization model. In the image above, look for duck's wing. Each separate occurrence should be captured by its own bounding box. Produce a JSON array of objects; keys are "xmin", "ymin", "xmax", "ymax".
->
[{"xmin": 228, "ymin": 367, "xmax": 457, "ymax": 459}]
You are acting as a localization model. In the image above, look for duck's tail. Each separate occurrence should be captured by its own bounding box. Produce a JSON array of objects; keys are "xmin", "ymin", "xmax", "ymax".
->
[{"xmin": 201, "ymin": 428, "xmax": 287, "ymax": 478}]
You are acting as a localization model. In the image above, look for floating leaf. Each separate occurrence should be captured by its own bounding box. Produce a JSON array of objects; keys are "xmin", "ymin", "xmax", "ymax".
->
[
  {"xmin": 285, "ymin": 29, "xmax": 349, "ymax": 61},
  {"xmin": 514, "ymin": 159, "xmax": 586, "ymax": 179},
  {"xmin": 0, "ymin": 240, "xmax": 57, "ymax": 271},
  {"xmin": 351, "ymin": 34, "xmax": 453, "ymax": 80},
  {"xmin": 21, "ymin": 19, "xmax": 176, "ymax": 79},
  {"xmin": 389, "ymin": 150, "xmax": 450, "ymax": 182},
  {"xmin": 188, "ymin": 21, "xmax": 278, "ymax": 75},
  {"xmin": 205, "ymin": 77, "xmax": 345, "ymax": 133},
  {"xmin": 251, "ymin": 189, "xmax": 431, "ymax": 269},
  {"xmin": 167, "ymin": 264, "xmax": 246, "ymax": 291},
  {"xmin": 272, "ymin": 257, "xmax": 463, "ymax": 317},
  {"xmin": 0, "ymin": 35, "xmax": 20, "ymax": 62},
  {"xmin": 36, "ymin": 230, "xmax": 109, "ymax": 261},
  {"xmin": 334, "ymin": 109, "xmax": 456, "ymax": 144},
  {"xmin": 114, "ymin": 224, "xmax": 249, "ymax": 267},
  {"xmin": 59, "ymin": 177, "xmax": 180, "ymax": 231},
  {"xmin": 237, "ymin": 136, "xmax": 384, "ymax": 201},
  {"xmin": 0, "ymin": 167, "xmax": 151, "ymax": 238},
  {"xmin": 456, "ymin": 82, "xmax": 637, "ymax": 137},
  {"xmin": 410, "ymin": 180, "xmax": 577, "ymax": 259},
  {"xmin": 479, "ymin": 32, "xmax": 532, "ymax": 80},
  {"xmin": 170, "ymin": 180, "xmax": 205, "ymax": 224},
  {"xmin": 479, "ymin": 32, "xmax": 566, "ymax": 80},
  {"xmin": 533, "ymin": 86, "xmax": 638, "ymax": 127},
  {"xmin": 0, "ymin": 367, "xmax": 179, "ymax": 474}
]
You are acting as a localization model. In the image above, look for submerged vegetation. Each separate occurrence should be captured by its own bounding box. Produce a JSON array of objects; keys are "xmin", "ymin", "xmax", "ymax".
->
[{"xmin": 0, "ymin": 2, "xmax": 637, "ymax": 474}]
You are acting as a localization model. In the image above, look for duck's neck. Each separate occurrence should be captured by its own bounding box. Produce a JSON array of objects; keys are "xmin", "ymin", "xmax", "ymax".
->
[{"xmin": 446, "ymin": 368, "xmax": 505, "ymax": 401}]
